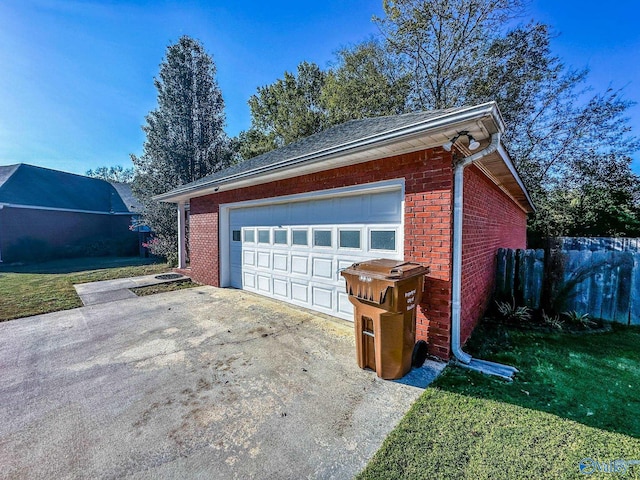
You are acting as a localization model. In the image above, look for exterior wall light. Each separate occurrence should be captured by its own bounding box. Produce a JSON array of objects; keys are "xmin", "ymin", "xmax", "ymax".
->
[{"xmin": 443, "ymin": 131, "xmax": 480, "ymax": 152}]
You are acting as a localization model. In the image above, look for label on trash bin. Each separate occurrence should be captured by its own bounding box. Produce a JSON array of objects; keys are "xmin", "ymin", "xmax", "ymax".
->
[{"xmin": 405, "ymin": 289, "xmax": 416, "ymax": 311}]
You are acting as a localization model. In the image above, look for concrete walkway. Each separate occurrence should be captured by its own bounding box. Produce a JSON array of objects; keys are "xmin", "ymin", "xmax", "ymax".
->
[
  {"xmin": 1, "ymin": 286, "xmax": 445, "ymax": 479},
  {"xmin": 74, "ymin": 272, "xmax": 190, "ymax": 306}
]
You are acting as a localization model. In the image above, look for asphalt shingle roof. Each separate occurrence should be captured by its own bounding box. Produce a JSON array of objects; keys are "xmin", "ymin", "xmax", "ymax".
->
[
  {"xmin": 109, "ymin": 181, "xmax": 142, "ymax": 213},
  {"xmin": 0, "ymin": 164, "xmax": 136, "ymax": 213},
  {"xmin": 181, "ymin": 108, "xmax": 457, "ymax": 191}
]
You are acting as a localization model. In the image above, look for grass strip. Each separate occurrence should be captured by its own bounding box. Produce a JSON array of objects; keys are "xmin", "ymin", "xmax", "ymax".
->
[
  {"xmin": 358, "ymin": 322, "xmax": 640, "ymax": 479},
  {"xmin": 0, "ymin": 258, "xmax": 170, "ymax": 321}
]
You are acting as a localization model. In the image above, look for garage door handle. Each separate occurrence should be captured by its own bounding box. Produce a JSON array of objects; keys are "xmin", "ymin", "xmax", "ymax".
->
[{"xmin": 363, "ymin": 330, "xmax": 374, "ymax": 338}]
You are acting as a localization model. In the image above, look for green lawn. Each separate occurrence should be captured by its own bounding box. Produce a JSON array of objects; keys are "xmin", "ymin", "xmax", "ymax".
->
[
  {"xmin": 0, "ymin": 257, "xmax": 171, "ymax": 321},
  {"xmin": 359, "ymin": 322, "xmax": 640, "ymax": 480}
]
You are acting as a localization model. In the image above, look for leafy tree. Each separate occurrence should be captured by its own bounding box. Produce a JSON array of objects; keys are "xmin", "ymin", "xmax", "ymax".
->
[
  {"xmin": 131, "ymin": 35, "xmax": 234, "ymax": 264},
  {"xmin": 466, "ymin": 23, "xmax": 558, "ymax": 137},
  {"xmin": 245, "ymin": 61, "xmax": 328, "ymax": 150},
  {"xmin": 239, "ymin": 0, "xmax": 640, "ymax": 239},
  {"xmin": 530, "ymin": 152, "xmax": 640, "ymax": 239},
  {"xmin": 376, "ymin": 3, "xmax": 640, "ymax": 239},
  {"xmin": 375, "ymin": 0, "xmax": 524, "ymax": 110},
  {"xmin": 239, "ymin": 43, "xmax": 410, "ymax": 158},
  {"xmin": 86, "ymin": 165, "xmax": 134, "ymax": 183},
  {"xmin": 322, "ymin": 39, "xmax": 410, "ymax": 124}
]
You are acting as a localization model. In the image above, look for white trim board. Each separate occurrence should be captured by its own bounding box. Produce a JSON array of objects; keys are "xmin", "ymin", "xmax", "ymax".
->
[{"xmin": 0, "ymin": 203, "xmax": 135, "ymax": 216}]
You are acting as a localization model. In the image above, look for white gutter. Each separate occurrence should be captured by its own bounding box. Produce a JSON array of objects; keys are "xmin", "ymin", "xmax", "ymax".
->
[
  {"xmin": 451, "ymin": 132, "xmax": 519, "ymax": 381},
  {"xmin": 0, "ymin": 202, "xmax": 135, "ymax": 215}
]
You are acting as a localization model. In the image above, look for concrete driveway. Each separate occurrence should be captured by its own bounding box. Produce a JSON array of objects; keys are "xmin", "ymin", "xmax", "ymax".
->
[{"xmin": 0, "ymin": 286, "xmax": 440, "ymax": 479}]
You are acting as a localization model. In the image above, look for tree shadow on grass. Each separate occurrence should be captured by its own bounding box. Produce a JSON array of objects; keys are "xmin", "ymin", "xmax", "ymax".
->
[
  {"xmin": 433, "ymin": 320, "xmax": 640, "ymax": 439},
  {"xmin": 0, "ymin": 256, "xmax": 164, "ymax": 274}
]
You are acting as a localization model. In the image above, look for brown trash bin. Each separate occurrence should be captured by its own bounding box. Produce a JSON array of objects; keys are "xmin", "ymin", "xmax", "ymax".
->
[{"xmin": 340, "ymin": 259, "xmax": 428, "ymax": 380}]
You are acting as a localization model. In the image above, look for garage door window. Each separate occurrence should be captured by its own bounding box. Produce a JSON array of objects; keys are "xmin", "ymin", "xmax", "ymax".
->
[
  {"xmin": 314, "ymin": 230, "xmax": 332, "ymax": 248},
  {"xmin": 370, "ymin": 230, "xmax": 396, "ymax": 251},
  {"xmin": 274, "ymin": 229, "xmax": 288, "ymax": 245},
  {"xmin": 258, "ymin": 229, "xmax": 270, "ymax": 244},
  {"xmin": 339, "ymin": 230, "xmax": 361, "ymax": 249},
  {"xmin": 244, "ymin": 229, "xmax": 255, "ymax": 243},
  {"xmin": 292, "ymin": 230, "xmax": 308, "ymax": 246}
]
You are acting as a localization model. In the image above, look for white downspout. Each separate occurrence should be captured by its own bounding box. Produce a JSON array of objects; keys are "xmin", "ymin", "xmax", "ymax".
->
[
  {"xmin": 177, "ymin": 201, "xmax": 187, "ymax": 269},
  {"xmin": 450, "ymin": 133, "xmax": 518, "ymax": 380}
]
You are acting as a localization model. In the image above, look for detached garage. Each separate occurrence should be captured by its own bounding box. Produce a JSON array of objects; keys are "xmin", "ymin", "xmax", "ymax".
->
[{"xmin": 156, "ymin": 102, "xmax": 534, "ymax": 363}]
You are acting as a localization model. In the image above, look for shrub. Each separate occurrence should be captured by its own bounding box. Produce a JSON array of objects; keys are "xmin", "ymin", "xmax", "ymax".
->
[
  {"xmin": 495, "ymin": 298, "xmax": 532, "ymax": 324},
  {"xmin": 542, "ymin": 311, "xmax": 563, "ymax": 331},
  {"xmin": 562, "ymin": 310, "xmax": 596, "ymax": 328}
]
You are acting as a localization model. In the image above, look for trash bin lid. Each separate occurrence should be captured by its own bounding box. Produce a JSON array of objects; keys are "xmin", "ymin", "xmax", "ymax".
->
[{"xmin": 343, "ymin": 259, "xmax": 428, "ymax": 280}]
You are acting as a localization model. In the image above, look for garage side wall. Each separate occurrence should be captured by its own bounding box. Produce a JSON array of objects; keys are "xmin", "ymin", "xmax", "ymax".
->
[
  {"xmin": 189, "ymin": 148, "xmax": 455, "ymax": 359},
  {"xmin": 460, "ymin": 165, "xmax": 528, "ymax": 343}
]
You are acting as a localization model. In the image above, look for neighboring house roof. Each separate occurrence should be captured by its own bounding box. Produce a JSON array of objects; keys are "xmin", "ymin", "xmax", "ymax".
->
[
  {"xmin": 0, "ymin": 164, "xmax": 20, "ymax": 189},
  {"xmin": 0, "ymin": 164, "xmax": 137, "ymax": 214},
  {"xmin": 110, "ymin": 181, "xmax": 142, "ymax": 213},
  {"xmin": 155, "ymin": 102, "xmax": 534, "ymax": 213}
]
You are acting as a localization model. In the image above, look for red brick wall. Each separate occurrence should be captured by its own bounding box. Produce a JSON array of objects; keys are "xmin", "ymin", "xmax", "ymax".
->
[
  {"xmin": 460, "ymin": 165, "xmax": 528, "ymax": 343},
  {"xmin": 189, "ymin": 149, "xmax": 455, "ymax": 358}
]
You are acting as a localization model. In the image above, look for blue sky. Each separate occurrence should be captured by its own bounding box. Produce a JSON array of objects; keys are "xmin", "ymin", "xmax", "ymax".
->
[{"xmin": 1, "ymin": 0, "xmax": 638, "ymax": 175}]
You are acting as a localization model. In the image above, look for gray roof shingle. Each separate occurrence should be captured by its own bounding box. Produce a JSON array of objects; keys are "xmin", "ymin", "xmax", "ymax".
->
[
  {"xmin": 181, "ymin": 108, "xmax": 457, "ymax": 191},
  {"xmin": 0, "ymin": 164, "xmax": 137, "ymax": 214}
]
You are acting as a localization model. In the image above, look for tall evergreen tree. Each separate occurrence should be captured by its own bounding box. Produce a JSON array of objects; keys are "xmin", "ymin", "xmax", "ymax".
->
[{"xmin": 131, "ymin": 35, "xmax": 233, "ymax": 264}]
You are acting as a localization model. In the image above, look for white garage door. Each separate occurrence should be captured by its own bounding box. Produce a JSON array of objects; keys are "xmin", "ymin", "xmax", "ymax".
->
[{"xmin": 228, "ymin": 186, "xmax": 403, "ymax": 320}]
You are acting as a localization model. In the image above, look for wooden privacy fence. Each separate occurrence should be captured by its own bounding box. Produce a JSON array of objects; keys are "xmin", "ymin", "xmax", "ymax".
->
[{"xmin": 495, "ymin": 237, "xmax": 640, "ymax": 325}]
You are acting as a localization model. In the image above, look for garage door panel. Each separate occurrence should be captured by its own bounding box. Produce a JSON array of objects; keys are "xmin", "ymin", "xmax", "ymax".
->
[
  {"xmin": 367, "ymin": 190, "xmax": 402, "ymax": 221},
  {"xmin": 243, "ymin": 250, "xmax": 256, "ymax": 267},
  {"xmin": 312, "ymin": 257, "xmax": 333, "ymax": 280},
  {"xmin": 312, "ymin": 285, "xmax": 333, "ymax": 310},
  {"xmin": 291, "ymin": 255, "xmax": 309, "ymax": 275},
  {"xmin": 291, "ymin": 281, "xmax": 309, "ymax": 303},
  {"xmin": 257, "ymin": 274, "xmax": 271, "ymax": 293},
  {"xmin": 273, "ymin": 253, "xmax": 288, "ymax": 272},
  {"xmin": 243, "ymin": 272, "xmax": 256, "ymax": 289},
  {"xmin": 273, "ymin": 277, "xmax": 289, "ymax": 298},
  {"xmin": 338, "ymin": 292, "xmax": 353, "ymax": 316},
  {"xmin": 257, "ymin": 251, "xmax": 270, "ymax": 269}
]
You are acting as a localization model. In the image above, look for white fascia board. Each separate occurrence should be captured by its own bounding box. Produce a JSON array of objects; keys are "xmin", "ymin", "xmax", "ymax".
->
[
  {"xmin": 155, "ymin": 102, "xmax": 502, "ymax": 204},
  {"xmin": 495, "ymin": 143, "xmax": 536, "ymax": 212},
  {"xmin": 0, "ymin": 203, "xmax": 135, "ymax": 215}
]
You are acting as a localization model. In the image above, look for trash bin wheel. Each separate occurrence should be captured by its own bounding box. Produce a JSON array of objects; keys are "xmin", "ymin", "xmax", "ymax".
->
[{"xmin": 412, "ymin": 340, "xmax": 428, "ymax": 368}]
